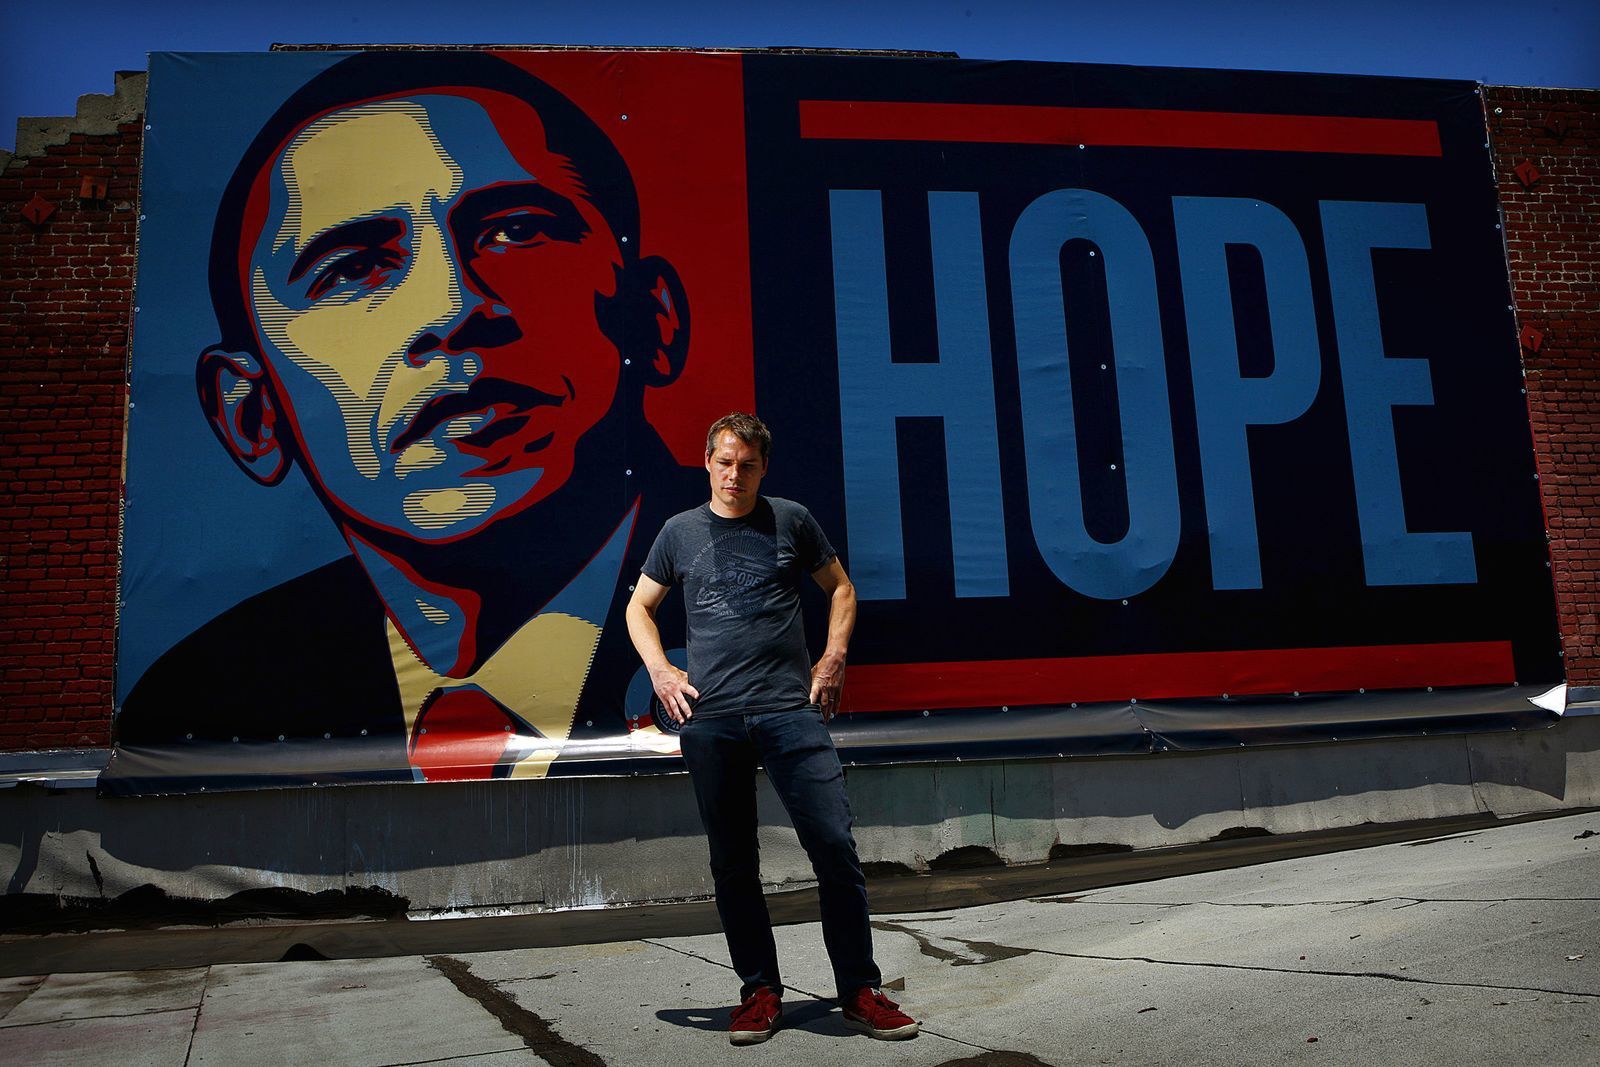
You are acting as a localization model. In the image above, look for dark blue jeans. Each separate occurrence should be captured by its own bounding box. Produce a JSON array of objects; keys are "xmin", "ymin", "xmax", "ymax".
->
[{"xmin": 678, "ymin": 705, "xmax": 881, "ymax": 1001}]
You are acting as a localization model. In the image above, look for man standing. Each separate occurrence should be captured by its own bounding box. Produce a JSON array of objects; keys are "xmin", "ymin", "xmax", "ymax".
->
[{"xmin": 626, "ymin": 412, "xmax": 919, "ymax": 1045}]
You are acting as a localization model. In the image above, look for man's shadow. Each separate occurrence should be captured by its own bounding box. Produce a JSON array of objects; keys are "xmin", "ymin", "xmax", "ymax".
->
[{"xmin": 657, "ymin": 998, "xmax": 853, "ymax": 1037}]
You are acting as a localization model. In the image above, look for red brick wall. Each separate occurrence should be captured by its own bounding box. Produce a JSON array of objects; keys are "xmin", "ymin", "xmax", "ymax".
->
[
  {"xmin": 1487, "ymin": 87, "xmax": 1600, "ymax": 687},
  {"xmin": 0, "ymin": 124, "xmax": 139, "ymax": 749},
  {"xmin": 0, "ymin": 83, "xmax": 1595, "ymax": 753}
]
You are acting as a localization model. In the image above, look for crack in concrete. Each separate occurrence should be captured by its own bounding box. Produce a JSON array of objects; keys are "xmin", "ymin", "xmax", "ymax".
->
[
  {"xmin": 1028, "ymin": 946, "xmax": 1600, "ymax": 999},
  {"xmin": 0, "ymin": 975, "xmax": 44, "ymax": 1022},
  {"xmin": 640, "ymin": 938, "xmax": 736, "ymax": 973},
  {"xmin": 181, "ymin": 965, "xmax": 210, "ymax": 1067},
  {"xmin": 425, "ymin": 954, "xmax": 606, "ymax": 1067},
  {"xmin": 0, "ymin": 1004, "xmax": 199, "ymax": 1030},
  {"xmin": 381, "ymin": 1049, "xmax": 528, "ymax": 1066},
  {"xmin": 1033, "ymin": 895, "xmax": 1600, "ymax": 909},
  {"xmin": 874, "ymin": 920, "xmax": 1599, "ymax": 999}
]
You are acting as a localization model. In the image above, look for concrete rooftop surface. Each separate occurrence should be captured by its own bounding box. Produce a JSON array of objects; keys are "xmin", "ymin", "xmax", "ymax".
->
[{"xmin": 1, "ymin": 810, "xmax": 1596, "ymax": 1066}]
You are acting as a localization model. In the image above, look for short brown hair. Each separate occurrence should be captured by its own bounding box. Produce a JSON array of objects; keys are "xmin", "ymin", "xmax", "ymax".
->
[{"xmin": 705, "ymin": 412, "xmax": 771, "ymax": 462}]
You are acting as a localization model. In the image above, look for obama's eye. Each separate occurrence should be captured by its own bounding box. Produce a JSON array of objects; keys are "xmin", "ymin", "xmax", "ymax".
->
[
  {"xmin": 305, "ymin": 247, "xmax": 405, "ymax": 300},
  {"xmin": 474, "ymin": 210, "xmax": 557, "ymax": 253},
  {"xmin": 289, "ymin": 217, "xmax": 408, "ymax": 301}
]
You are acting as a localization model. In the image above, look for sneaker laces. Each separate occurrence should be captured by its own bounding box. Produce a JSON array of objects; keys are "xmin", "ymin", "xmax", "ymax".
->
[
  {"xmin": 733, "ymin": 988, "xmax": 780, "ymax": 1026},
  {"xmin": 855, "ymin": 988, "xmax": 910, "ymax": 1023}
]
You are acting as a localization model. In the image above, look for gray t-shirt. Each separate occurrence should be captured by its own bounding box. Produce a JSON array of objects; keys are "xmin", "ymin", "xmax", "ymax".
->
[{"xmin": 641, "ymin": 496, "xmax": 837, "ymax": 718}]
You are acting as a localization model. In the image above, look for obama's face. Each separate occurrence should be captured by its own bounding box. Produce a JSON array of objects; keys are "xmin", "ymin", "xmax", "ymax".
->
[{"xmin": 236, "ymin": 90, "xmax": 631, "ymax": 540}]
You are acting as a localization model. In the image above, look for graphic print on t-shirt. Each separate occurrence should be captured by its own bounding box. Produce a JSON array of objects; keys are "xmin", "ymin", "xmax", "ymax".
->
[{"xmin": 687, "ymin": 526, "xmax": 779, "ymax": 621}]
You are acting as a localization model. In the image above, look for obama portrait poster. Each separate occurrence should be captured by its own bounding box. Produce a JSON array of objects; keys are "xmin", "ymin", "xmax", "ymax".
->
[{"xmin": 108, "ymin": 48, "xmax": 1561, "ymax": 795}]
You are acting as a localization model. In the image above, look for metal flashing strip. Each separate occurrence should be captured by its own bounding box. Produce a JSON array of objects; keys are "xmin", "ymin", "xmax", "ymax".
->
[
  {"xmin": 0, "ymin": 749, "xmax": 111, "ymax": 789},
  {"xmin": 1564, "ymin": 685, "xmax": 1600, "ymax": 716}
]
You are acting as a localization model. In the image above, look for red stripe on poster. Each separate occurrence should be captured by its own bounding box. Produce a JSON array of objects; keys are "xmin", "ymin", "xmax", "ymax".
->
[
  {"xmin": 798, "ymin": 101, "xmax": 1443, "ymax": 156},
  {"xmin": 840, "ymin": 641, "xmax": 1514, "ymax": 713}
]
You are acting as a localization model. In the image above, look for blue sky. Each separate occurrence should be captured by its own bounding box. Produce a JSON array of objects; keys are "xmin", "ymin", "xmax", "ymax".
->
[{"xmin": 3, "ymin": 0, "xmax": 1597, "ymax": 152}]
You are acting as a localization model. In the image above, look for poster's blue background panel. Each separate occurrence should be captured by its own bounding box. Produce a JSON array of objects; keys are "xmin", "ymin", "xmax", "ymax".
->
[{"xmin": 121, "ymin": 52, "xmax": 351, "ymax": 702}]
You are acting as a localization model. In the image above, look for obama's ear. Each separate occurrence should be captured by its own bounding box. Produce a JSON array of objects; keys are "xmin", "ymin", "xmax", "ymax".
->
[
  {"xmin": 635, "ymin": 255, "xmax": 689, "ymax": 388},
  {"xmin": 196, "ymin": 347, "xmax": 292, "ymax": 486}
]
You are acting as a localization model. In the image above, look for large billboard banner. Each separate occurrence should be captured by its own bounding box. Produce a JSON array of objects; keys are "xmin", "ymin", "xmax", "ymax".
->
[{"xmin": 107, "ymin": 49, "xmax": 1562, "ymax": 794}]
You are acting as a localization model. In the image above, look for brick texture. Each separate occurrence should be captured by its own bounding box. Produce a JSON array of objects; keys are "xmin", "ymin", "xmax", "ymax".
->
[
  {"xmin": 1487, "ymin": 87, "xmax": 1600, "ymax": 686},
  {"xmin": 0, "ymin": 125, "xmax": 138, "ymax": 749},
  {"xmin": 0, "ymin": 83, "xmax": 1595, "ymax": 754}
]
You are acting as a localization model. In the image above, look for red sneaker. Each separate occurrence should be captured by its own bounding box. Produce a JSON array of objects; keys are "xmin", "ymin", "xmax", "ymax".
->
[
  {"xmin": 729, "ymin": 986, "xmax": 782, "ymax": 1045},
  {"xmin": 841, "ymin": 987, "xmax": 920, "ymax": 1040}
]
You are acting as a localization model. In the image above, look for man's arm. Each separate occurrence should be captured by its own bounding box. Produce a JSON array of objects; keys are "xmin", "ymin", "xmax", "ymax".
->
[
  {"xmin": 809, "ymin": 557, "xmax": 856, "ymax": 722},
  {"xmin": 626, "ymin": 575, "xmax": 700, "ymax": 723}
]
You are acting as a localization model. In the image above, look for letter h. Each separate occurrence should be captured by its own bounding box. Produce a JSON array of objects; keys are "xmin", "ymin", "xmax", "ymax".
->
[{"xmin": 829, "ymin": 189, "xmax": 1008, "ymax": 601}]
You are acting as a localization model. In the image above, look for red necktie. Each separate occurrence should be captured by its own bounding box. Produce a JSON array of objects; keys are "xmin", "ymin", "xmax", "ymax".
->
[{"xmin": 409, "ymin": 686, "xmax": 521, "ymax": 782}]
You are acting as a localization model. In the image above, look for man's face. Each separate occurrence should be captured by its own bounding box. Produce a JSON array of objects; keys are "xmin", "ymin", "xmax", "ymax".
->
[
  {"xmin": 244, "ymin": 92, "xmax": 626, "ymax": 540},
  {"xmin": 705, "ymin": 431, "xmax": 767, "ymax": 517}
]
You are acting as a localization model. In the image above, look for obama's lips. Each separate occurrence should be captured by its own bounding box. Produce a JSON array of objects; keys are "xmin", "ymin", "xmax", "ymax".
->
[{"xmin": 389, "ymin": 377, "xmax": 570, "ymax": 460}]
